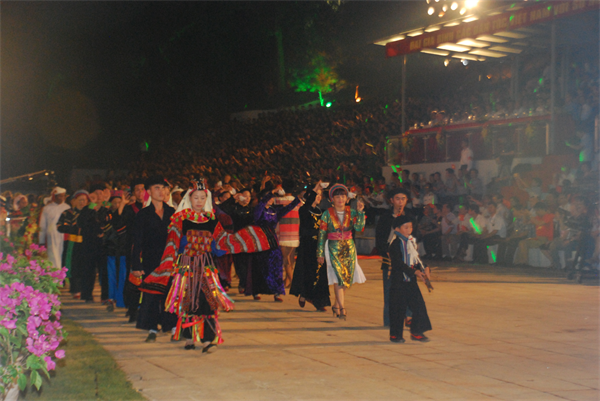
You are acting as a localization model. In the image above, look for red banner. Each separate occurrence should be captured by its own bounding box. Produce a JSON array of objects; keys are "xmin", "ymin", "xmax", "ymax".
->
[{"xmin": 386, "ymin": 0, "xmax": 599, "ymax": 58}]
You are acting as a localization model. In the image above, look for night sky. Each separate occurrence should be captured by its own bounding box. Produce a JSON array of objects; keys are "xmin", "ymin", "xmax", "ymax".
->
[{"xmin": 1, "ymin": 1, "xmax": 510, "ymax": 180}]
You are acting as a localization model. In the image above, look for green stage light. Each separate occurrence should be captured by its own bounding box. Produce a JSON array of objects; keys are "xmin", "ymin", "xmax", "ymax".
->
[{"xmin": 326, "ymin": 102, "xmax": 332, "ymax": 108}]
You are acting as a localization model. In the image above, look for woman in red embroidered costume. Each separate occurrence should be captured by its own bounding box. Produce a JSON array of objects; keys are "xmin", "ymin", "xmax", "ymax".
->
[{"xmin": 144, "ymin": 180, "xmax": 234, "ymax": 352}]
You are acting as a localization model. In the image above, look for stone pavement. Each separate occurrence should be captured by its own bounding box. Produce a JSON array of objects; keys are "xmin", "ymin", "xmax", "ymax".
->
[{"xmin": 61, "ymin": 260, "xmax": 599, "ymax": 401}]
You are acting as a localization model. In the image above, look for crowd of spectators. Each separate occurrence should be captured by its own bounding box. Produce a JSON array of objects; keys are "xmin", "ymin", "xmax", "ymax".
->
[{"xmin": 3, "ymin": 52, "xmax": 597, "ymax": 271}]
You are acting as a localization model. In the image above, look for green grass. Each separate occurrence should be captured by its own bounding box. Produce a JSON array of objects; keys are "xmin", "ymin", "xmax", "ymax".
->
[{"xmin": 22, "ymin": 318, "xmax": 145, "ymax": 401}]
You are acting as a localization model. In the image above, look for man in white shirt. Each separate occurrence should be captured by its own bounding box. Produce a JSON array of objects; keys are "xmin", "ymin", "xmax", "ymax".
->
[
  {"xmin": 422, "ymin": 184, "xmax": 437, "ymax": 207},
  {"xmin": 473, "ymin": 203, "xmax": 506, "ymax": 263},
  {"xmin": 39, "ymin": 187, "xmax": 71, "ymax": 269},
  {"xmin": 492, "ymin": 194, "xmax": 510, "ymax": 221},
  {"xmin": 460, "ymin": 139, "xmax": 474, "ymax": 171},
  {"xmin": 455, "ymin": 204, "xmax": 489, "ymax": 262}
]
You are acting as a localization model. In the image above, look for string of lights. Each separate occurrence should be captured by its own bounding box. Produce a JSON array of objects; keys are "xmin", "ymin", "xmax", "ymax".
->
[{"xmin": 426, "ymin": 0, "xmax": 478, "ymax": 18}]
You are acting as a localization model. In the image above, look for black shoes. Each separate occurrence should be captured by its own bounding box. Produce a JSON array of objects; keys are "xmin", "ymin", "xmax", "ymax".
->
[
  {"xmin": 145, "ymin": 332, "xmax": 157, "ymax": 343},
  {"xmin": 390, "ymin": 336, "xmax": 405, "ymax": 343},
  {"xmin": 298, "ymin": 296, "xmax": 306, "ymax": 308},
  {"xmin": 202, "ymin": 344, "xmax": 218, "ymax": 354},
  {"xmin": 411, "ymin": 333, "xmax": 430, "ymax": 342},
  {"xmin": 184, "ymin": 343, "xmax": 195, "ymax": 350}
]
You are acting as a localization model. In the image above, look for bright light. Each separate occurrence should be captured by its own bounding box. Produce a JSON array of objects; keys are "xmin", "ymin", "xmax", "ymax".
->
[
  {"xmin": 437, "ymin": 42, "xmax": 471, "ymax": 52},
  {"xmin": 428, "ymin": 6, "xmax": 435, "ymax": 15},
  {"xmin": 438, "ymin": 10, "xmax": 445, "ymax": 17},
  {"xmin": 325, "ymin": 102, "xmax": 332, "ymax": 108},
  {"xmin": 465, "ymin": 0, "xmax": 479, "ymax": 8},
  {"xmin": 457, "ymin": 38, "xmax": 490, "ymax": 48},
  {"xmin": 462, "ymin": 59, "xmax": 469, "ymax": 66},
  {"xmin": 451, "ymin": 2, "xmax": 458, "ymax": 10},
  {"xmin": 442, "ymin": 4, "xmax": 447, "ymax": 12},
  {"xmin": 355, "ymin": 97, "xmax": 361, "ymax": 103},
  {"xmin": 421, "ymin": 48, "xmax": 450, "ymax": 56},
  {"xmin": 444, "ymin": 59, "xmax": 450, "ymax": 66},
  {"xmin": 460, "ymin": 7, "xmax": 467, "ymax": 14}
]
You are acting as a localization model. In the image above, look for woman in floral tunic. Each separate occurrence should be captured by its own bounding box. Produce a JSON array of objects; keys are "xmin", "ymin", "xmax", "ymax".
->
[{"xmin": 316, "ymin": 184, "xmax": 366, "ymax": 320}]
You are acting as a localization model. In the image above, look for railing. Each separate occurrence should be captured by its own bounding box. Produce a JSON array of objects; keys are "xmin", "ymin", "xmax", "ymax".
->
[{"xmin": 386, "ymin": 114, "xmax": 552, "ymax": 166}]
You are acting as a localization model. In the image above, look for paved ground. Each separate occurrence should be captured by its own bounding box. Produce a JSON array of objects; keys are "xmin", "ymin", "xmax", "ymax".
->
[{"xmin": 61, "ymin": 260, "xmax": 600, "ymax": 401}]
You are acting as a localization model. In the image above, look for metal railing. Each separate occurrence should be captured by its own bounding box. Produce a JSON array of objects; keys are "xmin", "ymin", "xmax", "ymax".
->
[{"xmin": 386, "ymin": 115, "xmax": 552, "ymax": 166}]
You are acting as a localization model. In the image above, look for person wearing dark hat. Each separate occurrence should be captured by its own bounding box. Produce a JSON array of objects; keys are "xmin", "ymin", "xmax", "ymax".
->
[
  {"xmin": 375, "ymin": 187, "xmax": 413, "ymax": 327},
  {"xmin": 388, "ymin": 215, "xmax": 432, "ymax": 343},
  {"xmin": 121, "ymin": 178, "xmax": 146, "ymax": 322},
  {"xmin": 132, "ymin": 176, "xmax": 177, "ymax": 342},
  {"xmin": 290, "ymin": 180, "xmax": 331, "ymax": 312},
  {"xmin": 57, "ymin": 190, "xmax": 101, "ymax": 301},
  {"xmin": 218, "ymin": 187, "xmax": 255, "ymax": 294}
]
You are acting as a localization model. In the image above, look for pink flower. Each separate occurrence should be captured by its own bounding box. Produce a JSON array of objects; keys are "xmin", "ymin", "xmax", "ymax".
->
[
  {"xmin": 44, "ymin": 356, "xmax": 56, "ymax": 371},
  {"xmin": 54, "ymin": 350, "xmax": 65, "ymax": 359},
  {"xmin": 1, "ymin": 319, "xmax": 17, "ymax": 330}
]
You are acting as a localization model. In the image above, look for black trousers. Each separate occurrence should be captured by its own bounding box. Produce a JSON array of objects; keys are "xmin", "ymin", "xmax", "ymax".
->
[
  {"xmin": 473, "ymin": 236, "xmax": 501, "ymax": 264},
  {"xmin": 233, "ymin": 253, "xmax": 250, "ymax": 290},
  {"xmin": 136, "ymin": 292, "xmax": 177, "ymax": 332},
  {"xmin": 389, "ymin": 280, "xmax": 432, "ymax": 339},
  {"xmin": 423, "ymin": 233, "xmax": 441, "ymax": 257},
  {"xmin": 496, "ymin": 236, "xmax": 526, "ymax": 265},
  {"xmin": 98, "ymin": 251, "xmax": 109, "ymax": 301},
  {"xmin": 80, "ymin": 255, "xmax": 97, "ymax": 301}
]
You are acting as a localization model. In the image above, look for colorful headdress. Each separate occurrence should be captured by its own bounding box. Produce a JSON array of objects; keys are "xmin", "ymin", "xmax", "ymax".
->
[
  {"xmin": 328, "ymin": 183, "xmax": 349, "ymax": 202},
  {"xmin": 175, "ymin": 179, "xmax": 213, "ymax": 214}
]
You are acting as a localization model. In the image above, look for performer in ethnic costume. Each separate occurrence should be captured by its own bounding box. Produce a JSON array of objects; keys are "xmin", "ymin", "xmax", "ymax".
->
[
  {"xmin": 316, "ymin": 184, "xmax": 366, "ymax": 320},
  {"xmin": 247, "ymin": 186, "xmax": 301, "ymax": 302},
  {"xmin": 144, "ymin": 180, "xmax": 235, "ymax": 352},
  {"xmin": 57, "ymin": 190, "xmax": 100, "ymax": 301},
  {"xmin": 290, "ymin": 181, "xmax": 331, "ymax": 311},
  {"xmin": 388, "ymin": 215, "xmax": 432, "ymax": 343}
]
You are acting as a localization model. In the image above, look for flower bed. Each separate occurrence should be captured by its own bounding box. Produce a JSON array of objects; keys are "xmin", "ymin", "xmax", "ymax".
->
[{"xmin": 0, "ymin": 243, "xmax": 67, "ymax": 400}]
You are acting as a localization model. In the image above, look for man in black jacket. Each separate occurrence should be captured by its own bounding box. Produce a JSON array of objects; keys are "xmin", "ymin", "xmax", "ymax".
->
[
  {"xmin": 121, "ymin": 178, "xmax": 146, "ymax": 322},
  {"xmin": 132, "ymin": 176, "xmax": 177, "ymax": 342},
  {"xmin": 375, "ymin": 187, "xmax": 412, "ymax": 327}
]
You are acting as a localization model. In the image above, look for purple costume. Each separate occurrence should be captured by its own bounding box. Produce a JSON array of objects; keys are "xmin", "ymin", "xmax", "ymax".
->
[{"xmin": 245, "ymin": 192, "xmax": 301, "ymax": 296}]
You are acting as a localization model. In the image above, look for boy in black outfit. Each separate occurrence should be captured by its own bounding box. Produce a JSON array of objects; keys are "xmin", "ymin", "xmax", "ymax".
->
[{"xmin": 388, "ymin": 215, "xmax": 433, "ymax": 343}]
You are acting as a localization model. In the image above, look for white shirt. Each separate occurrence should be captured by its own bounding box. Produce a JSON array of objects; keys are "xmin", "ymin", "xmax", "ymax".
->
[
  {"xmin": 441, "ymin": 212, "xmax": 458, "ymax": 234},
  {"xmin": 468, "ymin": 214, "xmax": 489, "ymax": 235},
  {"xmin": 496, "ymin": 203, "xmax": 510, "ymax": 221},
  {"xmin": 486, "ymin": 213, "xmax": 507, "ymax": 238},
  {"xmin": 460, "ymin": 147, "xmax": 474, "ymax": 170}
]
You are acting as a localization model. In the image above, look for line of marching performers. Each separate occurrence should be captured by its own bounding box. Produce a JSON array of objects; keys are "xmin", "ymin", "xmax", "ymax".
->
[{"xmin": 47, "ymin": 176, "xmax": 432, "ymax": 352}]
